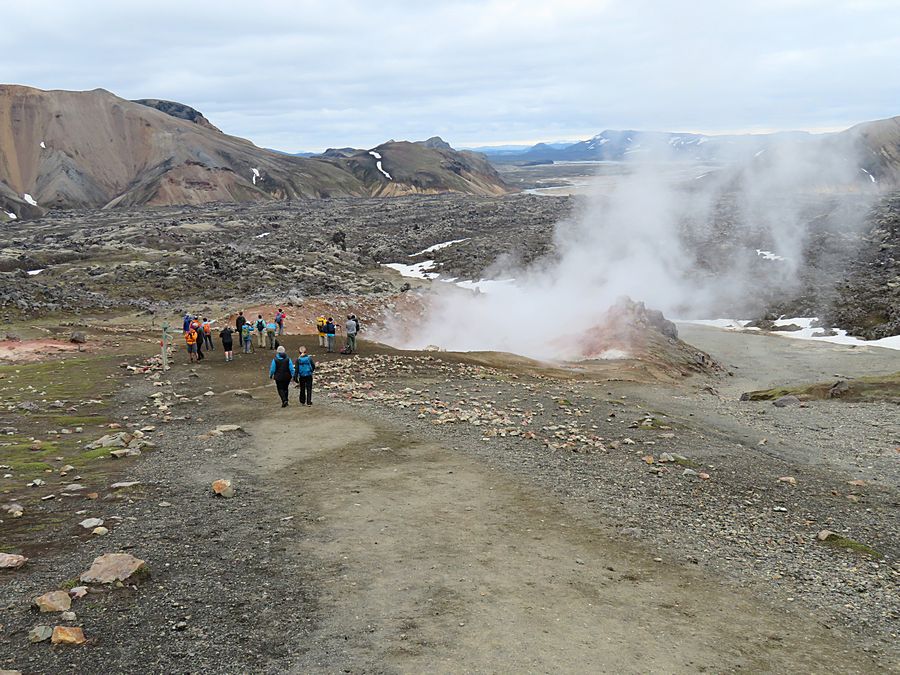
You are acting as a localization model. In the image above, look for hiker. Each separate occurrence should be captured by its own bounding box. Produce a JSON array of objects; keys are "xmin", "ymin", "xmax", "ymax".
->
[
  {"xmin": 324, "ymin": 317, "xmax": 337, "ymax": 353},
  {"xmin": 275, "ymin": 309, "xmax": 286, "ymax": 335},
  {"xmin": 235, "ymin": 311, "xmax": 246, "ymax": 338},
  {"xmin": 191, "ymin": 317, "xmax": 205, "ymax": 361},
  {"xmin": 182, "ymin": 313, "xmax": 193, "ymax": 333},
  {"xmin": 269, "ymin": 346, "xmax": 295, "ymax": 408},
  {"xmin": 220, "ymin": 326, "xmax": 234, "ymax": 361},
  {"xmin": 255, "ymin": 314, "xmax": 266, "ymax": 348},
  {"xmin": 184, "ymin": 325, "xmax": 199, "ymax": 363},
  {"xmin": 316, "ymin": 315, "xmax": 327, "ymax": 347},
  {"xmin": 202, "ymin": 318, "xmax": 214, "ymax": 351},
  {"xmin": 266, "ymin": 320, "xmax": 278, "ymax": 349},
  {"xmin": 294, "ymin": 346, "xmax": 316, "ymax": 406},
  {"xmin": 241, "ymin": 321, "xmax": 254, "ymax": 353},
  {"xmin": 344, "ymin": 314, "xmax": 358, "ymax": 354}
]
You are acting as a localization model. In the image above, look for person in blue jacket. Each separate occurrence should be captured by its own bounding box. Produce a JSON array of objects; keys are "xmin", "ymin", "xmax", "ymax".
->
[
  {"xmin": 294, "ymin": 346, "xmax": 316, "ymax": 406},
  {"xmin": 269, "ymin": 346, "xmax": 295, "ymax": 407}
]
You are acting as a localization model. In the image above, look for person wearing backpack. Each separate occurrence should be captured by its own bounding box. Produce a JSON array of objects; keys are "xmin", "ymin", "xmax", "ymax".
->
[
  {"xmin": 184, "ymin": 326, "xmax": 199, "ymax": 363},
  {"xmin": 324, "ymin": 317, "xmax": 337, "ymax": 353},
  {"xmin": 235, "ymin": 311, "xmax": 246, "ymax": 337},
  {"xmin": 269, "ymin": 346, "xmax": 296, "ymax": 408},
  {"xmin": 202, "ymin": 318, "xmax": 214, "ymax": 351},
  {"xmin": 190, "ymin": 318, "xmax": 205, "ymax": 362},
  {"xmin": 255, "ymin": 314, "xmax": 266, "ymax": 348},
  {"xmin": 241, "ymin": 322, "xmax": 254, "ymax": 353},
  {"xmin": 315, "ymin": 315, "xmax": 327, "ymax": 347},
  {"xmin": 266, "ymin": 320, "xmax": 278, "ymax": 349},
  {"xmin": 294, "ymin": 346, "xmax": 316, "ymax": 406},
  {"xmin": 219, "ymin": 326, "xmax": 234, "ymax": 362},
  {"xmin": 275, "ymin": 309, "xmax": 286, "ymax": 336}
]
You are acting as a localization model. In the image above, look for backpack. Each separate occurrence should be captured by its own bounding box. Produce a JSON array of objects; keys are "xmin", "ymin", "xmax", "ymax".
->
[
  {"xmin": 296, "ymin": 355, "xmax": 314, "ymax": 377},
  {"xmin": 273, "ymin": 356, "xmax": 292, "ymax": 380},
  {"xmin": 256, "ymin": 319, "xmax": 265, "ymax": 330},
  {"xmin": 203, "ymin": 323, "xmax": 211, "ymax": 335},
  {"xmin": 242, "ymin": 325, "xmax": 251, "ymax": 339},
  {"xmin": 316, "ymin": 318, "xmax": 326, "ymax": 332}
]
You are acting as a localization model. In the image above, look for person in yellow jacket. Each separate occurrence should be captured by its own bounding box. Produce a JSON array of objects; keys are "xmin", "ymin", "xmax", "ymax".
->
[
  {"xmin": 316, "ymin": 315, "xmax": 327, "ymax": 347},
  {"xmin": 184, "ymin": 327, "xmax": 199, "ymax": 363}
]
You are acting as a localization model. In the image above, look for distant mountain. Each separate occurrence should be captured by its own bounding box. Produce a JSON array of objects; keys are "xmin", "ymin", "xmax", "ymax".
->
[{"xmin": 0, "ymin": 86, "xmax": 511, "ymax": 219}]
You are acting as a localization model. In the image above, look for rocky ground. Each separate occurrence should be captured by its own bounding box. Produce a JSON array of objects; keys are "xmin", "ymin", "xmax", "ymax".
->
[
  {"xmin": 0, "ymin": 317, "xmax": 897, "ymax": 673},
  {"xmin": 2, "ymin": 184, "xmax": 897, "ymax": 338}
]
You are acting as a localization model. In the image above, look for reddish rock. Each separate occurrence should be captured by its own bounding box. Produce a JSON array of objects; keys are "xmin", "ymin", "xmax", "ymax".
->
[
  {"xmin": 212, "ymin": 479, "xmax": 234, "ymax": 498},
  {"xmin": 51, "ymin": 626, "xmax": 85, "ymax": 645},
  {"xmin": 80, "ymin": 553, "xmax": 147, "ymax": 584},
  {"xmin": 34, "ymin": 590, "xmax": 71, "ymax": 612}
]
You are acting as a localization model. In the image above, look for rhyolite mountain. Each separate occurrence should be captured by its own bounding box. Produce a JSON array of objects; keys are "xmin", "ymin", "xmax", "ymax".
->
[{"xmin": 0, "ymin": 85, "xmax": 511, "ymax": 219}]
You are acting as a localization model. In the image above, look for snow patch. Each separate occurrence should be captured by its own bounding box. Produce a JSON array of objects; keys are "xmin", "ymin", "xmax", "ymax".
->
[
  {"xmin": 26, "ymin": 268, "xmax": 45, "ymax": 276},
  {"xmin": 679, "ymin": 317, "xmax": 900, "ymax": 351},
  {"xmin": 369, "ymin": 151, "xmax": 391, "ymax": 180},
  {"xmin": 384, "ymin": 260, "xmax": 438, "ymax": 279},
  {"xmin": 756, "ymin": 249, "xmax": 787, "ymax": 261},
  {"xmin": 409, "ymin": 238, "xmax": 470, "ymax": 257},
  {"xmin": 254, "ymin": 232, "xmax": 271, "ymax": 239},
  {"xmin": 4, "ymin": 211, "xmax": 16, "ymax": 220},
  {"xmin": 251, "ymin": 168, "xmax": 261, "ymax": 185},
  {"xmin": 23, "ymin": 194, "xmax": 38, "ymax": 206},
  {"xmin": 454, "ymin": 278, "xmax": 517, "ymax": 293},
  {"xmin": 39, "ymin": 141, "xmax": 46, "ymax": 149},
  {"xmin": 859, "ymin": 167, "xmax": 876, "ymax": 183}
]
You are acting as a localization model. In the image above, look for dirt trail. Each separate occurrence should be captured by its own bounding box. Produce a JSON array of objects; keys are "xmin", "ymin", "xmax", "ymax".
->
[{"xmin": 246, "ymin": 406, "xmax": 881, "ymax": 673}]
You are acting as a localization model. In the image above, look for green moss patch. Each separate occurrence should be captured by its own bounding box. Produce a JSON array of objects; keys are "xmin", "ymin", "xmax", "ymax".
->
[{"xmin": 741, "ymin": 372, "xmax": 900, "ymax": 404}]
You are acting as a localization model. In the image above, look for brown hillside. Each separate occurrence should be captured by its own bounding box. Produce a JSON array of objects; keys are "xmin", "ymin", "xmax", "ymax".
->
[{"xmin": 0, "ymin": 85, "xmax": 511, "ymax": 217}]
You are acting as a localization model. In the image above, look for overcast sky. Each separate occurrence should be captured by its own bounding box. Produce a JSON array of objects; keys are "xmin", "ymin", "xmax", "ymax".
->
[{"xmin": 4, "ymin": 0, "xmax": 899, "ymax": 151}]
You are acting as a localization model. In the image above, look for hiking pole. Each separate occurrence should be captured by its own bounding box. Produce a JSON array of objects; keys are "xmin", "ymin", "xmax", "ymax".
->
[{"xmin": 161, "ymin": 323, "xmax": 170, "ymax": 371}]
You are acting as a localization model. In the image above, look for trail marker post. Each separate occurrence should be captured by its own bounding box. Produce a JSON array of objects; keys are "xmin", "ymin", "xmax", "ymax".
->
[{"xmin": 161, "ymin": 323, "xmax": 171, "ymax": 371}]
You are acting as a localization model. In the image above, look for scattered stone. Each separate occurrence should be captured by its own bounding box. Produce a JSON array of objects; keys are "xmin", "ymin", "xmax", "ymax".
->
[
  {"xmin": 214, "ymin": 424, "xmax": 243, "ymax": 434},
  {"xmin": 773, "ymin": 506, "xmax": 788, "ymax": 512},
  {"xmin": 92, "ymin": 526, "xmax": 109, "ymax": 536},
  {"xmin": 79, "ymin": 518, "xmax": 104, "ymax": 529},
  {"xmin": 51, "ymin": 626, "xmax": 85, "ymax": 645},
  {"xmin": 61, "ymin": 611, "xmax": 76, "ymax": 621},
  {"xmin": 682, "ymin": 469, "xmax": 698, "ymax": 477},
  {"xmin": 80, "ymin": 553, "xmax": 147, "ymax": 584},
  {"xmin": 69, "ymin": 586, "xmax": 88, "ymax": 599},
  {"xmin": 28, "ymin": 625, "xmax": 53, "ymax": 643},
  {"xmin": 0, "ymin": 553, "xmax": 28, "ymax": 569},
  {"xmin": 34, "ymin": 590, "xmax": 71, "ymax": 612},
  {"xmin": 818, "ymin": 530, "xmax": 837, "ymax": 541},
  {"xmin": 658, "ymin": 452, "xmax": 675, "ymax": 463},
  {"xmin": 231, "ymin": 390, "xmax": 252, "ymax": 399},
  {"xmin": 778, "ymin": 476, "xmax": 797, "ymax": 486},
  {"xmin": 110, "ymin": 481, "xmax": 140, "ymax": 489},
  {"xmin": 773, "ymin": 395, "xmax": 801, "ymax": 408},
  {"xmin": 698, "ymin": 472, "xmax": 711, "ymax": 480},
  {"xmin": 69, "ymin": 331, "xmax": 88, "ymax": 344},
  {"xmin": 203, "ymin": 390, "xmax": 215, "ymax": 397},
  {"xmin": 212, "ymin": 479, "xmax": 234, "ymax": 498}
]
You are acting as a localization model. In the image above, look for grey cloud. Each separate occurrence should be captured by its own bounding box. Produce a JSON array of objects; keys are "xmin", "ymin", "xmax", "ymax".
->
[{"xmin": 2, "ymin": 0, "xmax": 899, "ymax": 150}]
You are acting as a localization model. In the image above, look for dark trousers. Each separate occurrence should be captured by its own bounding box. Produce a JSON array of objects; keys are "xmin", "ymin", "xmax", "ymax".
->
[
  {"xmin": 275, "ymin": 379, "xmax": 291, "ymax": 405},
  {"xmin": 297, "ymin": 376, "xmax": 313, "ymax": 404},
  {"xmin": 204, "ymin": 334, "xmax": 214, "ymax": 350}
]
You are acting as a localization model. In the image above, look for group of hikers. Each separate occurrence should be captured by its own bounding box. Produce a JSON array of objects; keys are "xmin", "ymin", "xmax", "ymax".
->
[{"xmin": 181, "ymin": 308, "xmax": 363, "ymax": 408}]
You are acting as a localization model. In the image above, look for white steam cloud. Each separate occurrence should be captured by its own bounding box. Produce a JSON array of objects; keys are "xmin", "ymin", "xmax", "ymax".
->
[{"xmin": 380, "ymin": 134, "xmax": 876, "ymax": 360}]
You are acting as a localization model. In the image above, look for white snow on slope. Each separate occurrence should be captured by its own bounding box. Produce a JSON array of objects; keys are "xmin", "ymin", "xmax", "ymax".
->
[
  {"xmin": 859, "ymin": 167, "xmax": 876, "ymax": 183},
  {"xmin": 39, "ymin": 141, "xmax": 46, "ymax": 149},
  {"xmin": 23, "ymin": 194, "xmax": 38, "ymax": 206},
  {"xmin": 384, "ymin": 260, "xmax": 438, "ymax": 279},
  {"xmin": 27, "ymin": 268, "xmax": 45, "ymax": 276},
  {"xmin": 409, "ymin": 238, "xmax": 470, "ymax": 257},
  {"xmin": 756, "ymin": 249, "xmax": 787, "ymax": 261},
  {"xmin": 454, "ymin": 278, "xmax": 517, "ymax": 293},
  {"xmin": 4, "ymin": 211, "xmax": 16, "ymax": 220},
  {"xmin": 251, "ymin": 168, "xmax": 261, "ymax": 185},
  {"xmin": 679, "ymin": 317, "xmax": 900, "ymax": 351},
  {"xmin": 254, "ymin": 232, "xmax": 271, "ymax": 239},
  {"xmin": 369, "ymin": 151, "xmax": 391, "ymax": 180}
]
